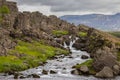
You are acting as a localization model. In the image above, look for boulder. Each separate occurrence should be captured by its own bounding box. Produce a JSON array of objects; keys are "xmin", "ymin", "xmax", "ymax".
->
[
  {"xmin": 81, "ymin": 55, "xmax": 89, "ymax": 59},
  {"xmin": 19, "ymin": 76, "xmax": 26, "ymax": 79},
  {"xmin": 14, "ymin": 72, "xmax": 23, "ymax": 79},
  {"xmin": 71, "ymin": 70, "xmax": 80, "ymax": 75},
  {"xmin": 50, "ymin": 70, "xmax": 57, "ymax": 74},
  {"xmin": 113, "ymin": 65, "xmax": 120, "ymax": 75},
  {"xmin": 95, "ymin": 67, "xmax": 113, "ymax": 78},
  {"xmin": 14, "ymin": 73, "xmax": 19, "ymax": 79},
  {"xmin": 42, "ymin": 70, "xmax": 48, "ymax": 75},
  {"xmin": 31, "ymin": 74, "xmax": 40, "ymax": 78},
  {"xmin": 79, "ymin": 65, "xmax": 89, "ymax": 73},
  {"xmin": 93, "ymin": 52, "xmax": 118, "ymax": 71}
]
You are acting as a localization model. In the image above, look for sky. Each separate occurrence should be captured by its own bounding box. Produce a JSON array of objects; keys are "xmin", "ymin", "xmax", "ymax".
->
[{"xmin": 7, "ymin": 0, "xmax": 120, "ymax": 16}]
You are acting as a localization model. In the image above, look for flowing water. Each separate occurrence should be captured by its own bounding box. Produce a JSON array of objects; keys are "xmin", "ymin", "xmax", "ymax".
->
[{"xmin": 0, "ymin": 36, "xmax": 120, "ymax": 80}]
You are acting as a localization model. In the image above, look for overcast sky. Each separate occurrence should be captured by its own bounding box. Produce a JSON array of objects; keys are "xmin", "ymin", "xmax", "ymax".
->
[{"xmin": 7, "ymin": 0, "xmax": 120, "ymax": 16}]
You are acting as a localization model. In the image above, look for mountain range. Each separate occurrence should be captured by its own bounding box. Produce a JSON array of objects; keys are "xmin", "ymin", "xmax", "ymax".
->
[{"xmin": 60, "ymin": 13, "xmax": 120, "ymax": 31}]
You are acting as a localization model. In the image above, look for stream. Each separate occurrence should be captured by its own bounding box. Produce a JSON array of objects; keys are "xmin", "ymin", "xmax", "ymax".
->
[{"xmin": 1, "ymin": 36, "xmax": 120, "ymax": 80}]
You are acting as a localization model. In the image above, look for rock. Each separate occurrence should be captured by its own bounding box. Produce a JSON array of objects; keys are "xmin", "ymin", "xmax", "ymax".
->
[
  {"xmin": 8, "ymin": 71, "xmax": 14, "ymax": 75},
  {"xmin": 42, "ymin": 70, "xmax": 48, "ymax": 74},
  {"xmin": 39, "ymin": 62, "xmax": 44, "ymax": 66},
  {"xmin": 71, "ymin": 70, "xmax": 80, "ymax": 75},
  {"xmin": 14, "ymin": 73, "xmax": 19, "ymax": 79},
  {"xmin": 81, "ymin": 55, "xmax": 89, "ymax": 59},
  {"xmin": 95, "ymin": 67, "xmax": 113, "ymax": 78},
  {"xmin": 93, "ymin": 52, "xmax": 118, "ymax": 71},
  {"xmin": 113, "ymin": 65, "xmax": 120, "ymax": 75},
  {"xmin": 19, "ymin": 76, "xmax": 26, "ymax": 79},
  {"xmin": 13, "ymin": 72, "xmax": 21, "ymax": 79},
  {"xmin": 31, "ymin": 74, "xmax": 40, "ymax": 78},
  {"xmin": 50, "ymin": 70, "xmax": 57, "ymax": 74},
  {"xmin": 80, "ymin": 65, "xmax": 89, "ymax": 73},
  {"xmin": 68, "ymin": 55, "xmax": 73, "ymax": 58}
]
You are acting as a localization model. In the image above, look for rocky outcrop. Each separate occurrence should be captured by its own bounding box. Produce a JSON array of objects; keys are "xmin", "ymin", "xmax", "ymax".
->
[
  {"xmin": 93, "ymin": 47, "xmax": 118, "ymax": 71},
  {"xmin": 95, "ymin": 67, "xmax": 114, "ymax": 78},
  {"xmin": 0, "ymin": 0, "xmax": 6, "ymax": 7}
]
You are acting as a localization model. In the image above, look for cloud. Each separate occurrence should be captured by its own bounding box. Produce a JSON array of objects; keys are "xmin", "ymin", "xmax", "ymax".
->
[{"xmin": 7, "ymin": 0, "xmax": 120, "ymax": 16}]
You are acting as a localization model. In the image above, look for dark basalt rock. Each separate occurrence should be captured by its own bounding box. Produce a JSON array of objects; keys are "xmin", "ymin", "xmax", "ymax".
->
[
  {"xmin": 42, "ymin": 70, "xmax": 48, "ymax": 75},
  {"xmin": 31, "ymin": 74, "xmax": 40, "ymax": 78},
  {"xmin": 81, "ymin": 55, "xmax": 89, "ymax": 59},
  {"xmin": 50, "ymin": 70, "xmax": 57, "ymax": 74}
]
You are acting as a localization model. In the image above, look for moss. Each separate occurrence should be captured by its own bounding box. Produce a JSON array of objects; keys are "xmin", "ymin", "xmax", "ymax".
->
[
  {"xmin": 52, "ymin": 30, "xmax": 69, "ymax": 37},
  {"xmin": 0, "ymin": 5, "xmax": 10, "ymax": 24},
  {"xmin": 0, "ymin": 5, "xmax": 10, "ymax": 14},
  {"xmin": 0, "ymin": 40, "xmax": 69, "ymax": 73},
  {"xmin": 75, "ymin": 59, "xmax": 96, "ymax": 75},
  {"xmin": 78, "ymin": 31, "xmax": 87, "ymax": 37}
]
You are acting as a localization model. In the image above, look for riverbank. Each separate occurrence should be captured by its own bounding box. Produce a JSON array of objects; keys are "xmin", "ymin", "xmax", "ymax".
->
[{"xmin": 0, "ymin": 40, "xmax": 69, "ymax": 74}]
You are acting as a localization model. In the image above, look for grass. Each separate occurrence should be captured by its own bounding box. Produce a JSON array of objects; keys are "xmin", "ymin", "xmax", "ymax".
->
[
  {"xmin": 75, "ymin": 59, "xmax": 96, "ymax": 75},
  {"xmin": 0, "ymin": 40, "xmax": 69, "ymax": 73},
  {"xmin": 0, "ymin": 56, "xmax": 27, "ymax": 72},
  {"xmin": 78, "ymin": 32, "xmax": 87, "ymax": 37},
  {"xmin": 52, "ymin": 30, "xmax": 69, "ymax": 37},
  {"xmin": 117, "ymin": 51, "xmax": 120, "ymax": 62},
  {"xmin": 108, "ymin": 31, "xmax": 120, "ymax": 38}
]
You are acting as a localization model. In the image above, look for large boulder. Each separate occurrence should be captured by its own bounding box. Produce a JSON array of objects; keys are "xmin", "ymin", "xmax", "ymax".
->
[
  {"xmin": 79, "ymin": 65, "xmax": 89, "ymax": 74},
  {"xmin": 113, "ymin": 65, "xmax": 120, "ymax": 75},
  {"xmin": 93, "ymin": 51, "xmax": 118, "ymax": 71},
  {"xmin": 95, "ymin": 67, "xmax": 113, "ymax": 78}
]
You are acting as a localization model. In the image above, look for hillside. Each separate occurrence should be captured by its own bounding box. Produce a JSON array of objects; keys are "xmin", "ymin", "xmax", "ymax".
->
[
  {"xmin": 60, "ymin": 13, "xmax": 120, "ymax": 31},
  {"xmin": 0, "ymin": 0, "xmax": 120, "ymax": 79},
  {"xmin": 109, "ymin": 31, "xmax": 120, "ymax": 38}
]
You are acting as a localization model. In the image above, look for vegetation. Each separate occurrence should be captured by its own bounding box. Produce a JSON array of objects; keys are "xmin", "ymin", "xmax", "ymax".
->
[
  {"xmin": 117, "ymin": 51, "xmax": 120, "ymax": 62},
  {"xmin": 0, "ymin": 5, "xmax": 10, "ymax": 14},
  {"xmin": 0, "ymin": 40, "xmax": 69, "ymax": 72},
  {"xmin": 75, "ymin": 59, "xmax": 96, "ymax": 75},
  {"xmin": 78, "ymin": 31, "xmax": 87, "ymax": 37},
  {"xmin": 52, "ymin": 30, "xmax": 69, "ymax": 37},
  {"xmin": 0, "ymin": 5, "xmax": 10, "ymax": 23},
  {"xmin": 109, "ymin": 31, "xmax": 120, "ymax": 38}
]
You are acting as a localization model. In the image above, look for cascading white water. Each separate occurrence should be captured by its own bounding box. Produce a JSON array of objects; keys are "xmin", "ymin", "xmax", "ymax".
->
[
  {"xmin": 18, "ymin": 36, "xmax": 90, "ymax": 78},
  {"xmin": 2, "ymin": 36, "xmax": 101, "ymax": 80}
]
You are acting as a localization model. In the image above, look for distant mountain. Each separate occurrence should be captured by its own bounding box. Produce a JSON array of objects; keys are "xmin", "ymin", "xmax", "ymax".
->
[{"xmin": 60, "ymin": 13, "xmax": 120, "ymax": 31}]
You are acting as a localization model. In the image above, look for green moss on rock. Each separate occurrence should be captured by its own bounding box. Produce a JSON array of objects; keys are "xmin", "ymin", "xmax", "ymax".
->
[
  {"xmin": 52, "ymin": 30, "xmax": 69, "ymax": 37},
  {"xmin": 0, "ymin": 5, "xmax": 10, "ymax": 14},
  {"xmin": 75, "ymin": 59, "xmax": 96, "ymax": 75},
  {"xmin": 78, "ymin": 32, "xmax": 87, "ymax": 37}
]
